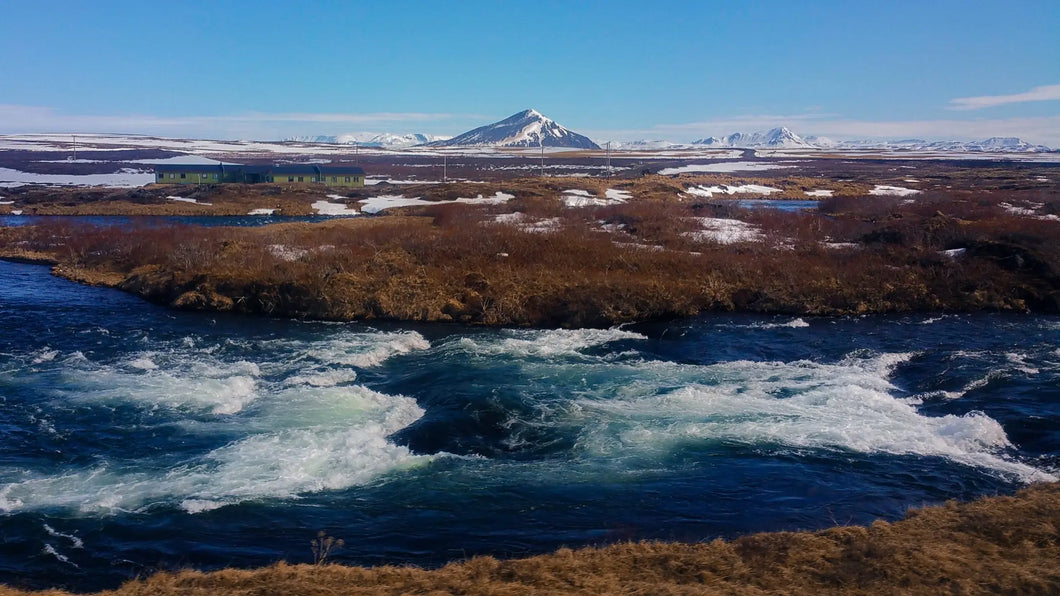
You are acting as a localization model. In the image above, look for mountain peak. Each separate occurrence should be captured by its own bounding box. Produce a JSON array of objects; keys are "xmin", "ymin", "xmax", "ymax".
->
[
  {"xmin": 692, "ymin": 127, "xmax": 813, "ymax": 148},
  {"xmin": 428, "ymin": 110, "xmax": 599, "ymax": 149}
]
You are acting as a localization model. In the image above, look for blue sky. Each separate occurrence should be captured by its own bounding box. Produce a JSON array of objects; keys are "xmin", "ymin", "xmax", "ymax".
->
[{"xmin": 1, "ymin": 0, "xmax": 1058, "ymax": 144}]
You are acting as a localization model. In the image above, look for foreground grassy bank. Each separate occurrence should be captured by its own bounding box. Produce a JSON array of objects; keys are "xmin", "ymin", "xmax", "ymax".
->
[
  {"xmin": 1, "ymin": 187, "xmax": 1057, "ymax": 326},
  {"xmin": 2, "ymin": 483, "xmax": 1057, "ymax": 595}
]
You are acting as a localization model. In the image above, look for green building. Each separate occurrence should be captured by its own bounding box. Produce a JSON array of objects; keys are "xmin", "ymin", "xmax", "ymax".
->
[{"xmin": 155, "ymin": 164, "xmax": 365, "ymax": 187}]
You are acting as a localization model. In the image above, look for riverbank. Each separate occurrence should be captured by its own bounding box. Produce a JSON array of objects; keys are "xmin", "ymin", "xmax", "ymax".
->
[
  {"xmin": 1, "ymin": 482, "xmax": 1056, "ymax": 595},
  {"xmin": 1, "ymin": 186, "xmax": 1058, "ymax": 326}
]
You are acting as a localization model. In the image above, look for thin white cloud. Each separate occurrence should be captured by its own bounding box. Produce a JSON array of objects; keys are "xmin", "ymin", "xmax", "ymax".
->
[
  {"xmin": 0, "ymin": 105, "xmax": 485, "ymax": 139},
  {"xmin": 948, "ymin": 84, "xmax": 1060, "ymax": 111}
]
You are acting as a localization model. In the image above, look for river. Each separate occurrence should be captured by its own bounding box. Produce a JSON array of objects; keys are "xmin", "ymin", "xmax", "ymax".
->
[{"xmin": 0, "ymin": 259, "xmax": 1057, "ymax": 591}]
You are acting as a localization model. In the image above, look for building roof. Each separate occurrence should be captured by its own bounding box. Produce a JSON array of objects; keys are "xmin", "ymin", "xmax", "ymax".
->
[
  {"xmin": 271, "ymin": 164, "xmax": 366, "ymax": 175},
  {"xmin": 155, "ymin": 164, "xmax": 224, "ymax": 173}
]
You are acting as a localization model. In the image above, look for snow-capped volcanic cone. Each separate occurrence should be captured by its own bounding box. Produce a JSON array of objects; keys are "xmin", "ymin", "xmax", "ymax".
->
[{"xmin": 428, "ymin": 109, "xmax": 600, "ymax": 149}]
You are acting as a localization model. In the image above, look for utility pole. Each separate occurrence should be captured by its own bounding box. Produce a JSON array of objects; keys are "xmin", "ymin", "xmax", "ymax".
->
[
  {"xmin": 605, "ymin": 141, "xmax": 611, "ymax": 179},
  {"xmin": 539, "ymin": 137, "xmax": 545, "ymax": 177},
  {"xmin": 443, "ymin": 153, "xmax": 447, "ymax": 182},
  {"xmin": 72, "ymin": 135, "xmax": 77, "ymax": 161}
]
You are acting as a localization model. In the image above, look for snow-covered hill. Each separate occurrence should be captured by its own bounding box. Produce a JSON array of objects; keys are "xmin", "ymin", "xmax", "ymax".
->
[
  {"xmin": 691, "ymin": 127, "xmax": 1053, "ymax": 153},
  {"xmin": 427, "ymin": 109, "xmax": 600, "ymax": 149},
  {"xmin": 283, "ymin": 132, "xmax": 446, "ymax": 148},
  {"xmin": 693, "ymin": 127, "xmax": 814, "ymax": 149}
]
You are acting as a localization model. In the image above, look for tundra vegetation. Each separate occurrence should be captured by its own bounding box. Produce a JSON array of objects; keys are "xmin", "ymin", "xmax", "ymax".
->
[
  {"xmin": 0, "ymin": 483, "xmax": 1057, "ymax": 595},
  {"xmin": 0, "ymin": 177, "xmax": 1057, "ymax": 326}
]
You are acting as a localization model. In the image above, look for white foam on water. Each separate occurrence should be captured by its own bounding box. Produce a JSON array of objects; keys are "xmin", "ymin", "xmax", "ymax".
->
[
  {"xmin": 1005, "ymin": 352, "xmax": 1040, "ymax": 375},
  {"xmin": 31, "ymin": 348, "xmax": 59, "ymax": 364},
  {"xmin": 42, "ymin": 544, "xmax": 79, "ymax": 568},
  {"xmin": 268, "ymin": 330, "xmax": 430, "ymax": 368},
  {"xmin": 0, "ymin": 385, "xmax": 431, "ymax": 515},
  {"xmin": 551, "ymin": 351, "xmax": 1052, "ymax": 483},
  {"xmin": 735, "ymin": 318, "xmax": 811, "ymax": 329},
  {"xmin": 66, "ymin": 356, "xmax": 262, "ymax": 415},
  {"xmin": 127, "ymin": 355, "xmax": 159, "ymax": 370},
  {"xmin": 43, "ymin": 523, "xmax": 83, "ymax": 549},
  {"xmin": 458, "ymin": 327, "xmax": 647, "ymax": 359},
  {"xmin": 0, "ymin": 326, "xmax": 443, "ymax": 516},
  {"xmin": 285, "ymin": 368, "xmax": 359, "ymax": 388}
]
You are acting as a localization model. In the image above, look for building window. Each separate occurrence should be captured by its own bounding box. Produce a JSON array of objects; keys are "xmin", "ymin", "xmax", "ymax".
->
[
  {"xmin": 169, "ymin": 173, "xmax": 175, "ymax": 179},
  {"xmin": 345, "ymin": 176, "xmax": 351, "ymax": 182},
  {"xmin": 288, "ymin": 176, "xmax": 294, "ymax": 182},
  {"xmin": 180, "ymin": 173, "xmax": 186, "ymax": 179},
  {"xmin": 331, "ymin": 177, "xmax": 337, "ymax": 182},
  {"xmin": 297, "ymin": 176, "xmax": 304, "ymax": 182}
]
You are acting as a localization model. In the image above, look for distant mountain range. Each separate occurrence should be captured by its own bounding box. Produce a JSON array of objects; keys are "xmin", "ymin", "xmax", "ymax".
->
[
  {"xmin": 283, "ymin": 109, "xmax": 599, "ymax": 149},
  {"xmin": 806, "ymin": 135, "xmax": 1054, "ymax": 153},
  {"xmin": 689, "ymin": 127, "xmax": 1053, "ymax": 152},
  {"xmin": 284, "ymin": 120, "xmax": 1053, "ymax": 153},
  {"xmin": 693, "ymin": 127, "xmax": 815, "ymax": 149},
  {"xmin": 283, "ymin": 132, "xmax": 449, "ymax": 148},
  {"xmin": 427, "ymin": 109, "xmax": 600, "ymax": 149}
]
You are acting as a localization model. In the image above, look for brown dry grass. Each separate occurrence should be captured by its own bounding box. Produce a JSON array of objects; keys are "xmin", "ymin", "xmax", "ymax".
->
[
  {"xmin": 2, "ymin": 483, "xmax": 1057, "ymax": 595},
  {"xmin": 2, "ymin": 186, "xmax": 1058, "ymax": 326}
]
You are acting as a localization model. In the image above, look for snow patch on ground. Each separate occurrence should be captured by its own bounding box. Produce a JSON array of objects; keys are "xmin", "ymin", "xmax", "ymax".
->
[
  {"xmin": 685, "ymin": 217, "xmax": 763, "ymax": 244},
  {"xmin": 248, "ymin": 208, "xmax": 276, "ymax": 215},
  {"xmin": 659, "ymin": 161, "xmax": 794, "ymax": 175},
  {"xmin": 561, "ymin": 189, "xmax": 628, "ymax": 207},
  {"xmin": 686, "ymin": 184, "xmax": 782, "ymax": 198},
  {"xmin": 0, "ymin": 167, "xmax": 154, "ymax": 188},
  {"xmin": 869, "ymin": 185, "xmax": 921, "ymax": 197},
  {"xmin": 999, "ymin": 202, "xmax": 1038, "ymax": 216},
  {"xmin": 312, "ymin": 200, "xmax": 360, "ymax": 216},
  {"xmin": 359, "ymin": 192, "xmax": 514, "ymax": 214},
  {"xmin": 268, "ymin": 245, "xmax": 308, "ymax": 261},
  {"xmin": 365, "ymin": 177, "xmax": 444, "ymax": 186},
  {"xmin": 805, "ymin": 189, "xmax": 834, "ymax": 197},
  {"xmin": 168, "ymin": 196, "xmax": 212, "ymax": 206},
  {"xmin": 491, "ymin": 212, "xmax": 561, "ymax": 233}
]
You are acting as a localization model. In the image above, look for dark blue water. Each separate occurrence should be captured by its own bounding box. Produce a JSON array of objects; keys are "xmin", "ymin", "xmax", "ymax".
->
[
  {"xmin": 736, "ymin": 199, "xmax": 820, "ymax": 211},
  {"xmin": 0, "ymin": 259, "xmax": 1057, "ymax": 592}
]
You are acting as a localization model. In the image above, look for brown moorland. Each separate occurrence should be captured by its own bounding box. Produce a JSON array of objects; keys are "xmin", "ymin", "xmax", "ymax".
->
[
  {"xmin": 1, "ymin": 482, "xmax": 1057, "ymax": 595},
  {"xmin": 1, "ymin": 183, "xmax": 1058, "ymax": 327}
]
